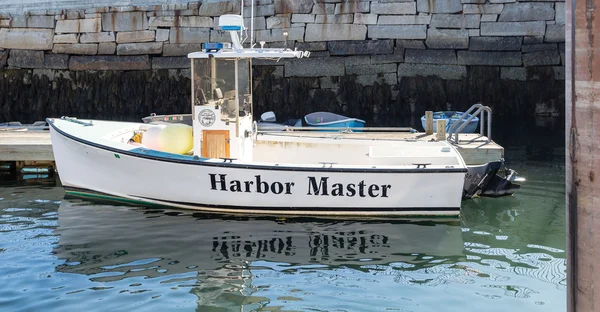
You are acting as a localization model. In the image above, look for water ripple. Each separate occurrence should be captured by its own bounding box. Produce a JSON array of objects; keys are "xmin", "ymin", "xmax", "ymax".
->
[{"xmin": 0, "ymin": 160, "xmax": 567, "ymax": 312}]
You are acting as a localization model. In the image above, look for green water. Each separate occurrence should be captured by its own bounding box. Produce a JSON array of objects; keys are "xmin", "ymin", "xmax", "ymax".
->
[{"xmin": 0, "ymin": 123, "xmax": 566, "ymax": 312}]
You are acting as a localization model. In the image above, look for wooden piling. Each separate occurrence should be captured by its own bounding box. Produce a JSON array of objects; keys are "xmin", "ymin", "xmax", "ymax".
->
[
  {"xmin": 566, "ymin": 0, "xmax": 600, "ymax": 310},
  {"xmin": 0, "ymin": 162, "xmax": 17, "ymax": 182},
  {"xmin": 435, "ymin": 119, "xmax": 447, "ymax": 141},
  {"xmin": 425, "ymin": 111, "xmax": 434, "ymax": 135}
]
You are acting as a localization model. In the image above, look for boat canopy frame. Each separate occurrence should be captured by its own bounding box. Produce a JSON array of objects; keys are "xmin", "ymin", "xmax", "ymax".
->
[
  {"xmin": 188, "ymin": 49, "xmax": 307, "ymax": 60},
  {"xmin": 186, "ymin": 13, "xmax": 309, "ymax": 133}
]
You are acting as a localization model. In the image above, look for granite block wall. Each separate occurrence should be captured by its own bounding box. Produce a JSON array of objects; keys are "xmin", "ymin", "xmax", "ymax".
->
[{"xmin": 0, "ymin": 0, "xmax": 565, "ymax": 126}]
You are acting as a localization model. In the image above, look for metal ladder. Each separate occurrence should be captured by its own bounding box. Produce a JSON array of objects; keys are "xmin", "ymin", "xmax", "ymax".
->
[{"xmin": 447, "ymin": 103, "xmax": 492, "ymax": 144}]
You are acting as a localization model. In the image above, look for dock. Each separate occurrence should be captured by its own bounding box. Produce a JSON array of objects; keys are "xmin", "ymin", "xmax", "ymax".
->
[
  {"xmin": 0, "ymin": 131, "xmax": 55, "ymax": 184},
  {"xmin": 0, "ymin": 131, "xmax": 54, "ymax": 161},
  {"xmin": 0, "ymin": 130, "xmax": 502, "ymax": 167}
]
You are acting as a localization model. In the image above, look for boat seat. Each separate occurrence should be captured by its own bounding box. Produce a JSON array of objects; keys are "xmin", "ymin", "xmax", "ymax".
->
[{"xmin": 213, "ymin": 88, "xmax": 223, "ymax": 99}]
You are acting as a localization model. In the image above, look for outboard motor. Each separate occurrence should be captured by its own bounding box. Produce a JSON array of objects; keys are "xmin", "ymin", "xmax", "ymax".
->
[
  {"xmin": 480, "ymin": 168, "xmax": 523, "ymax": 197},
  {"xmin": 463, "ymin": 159, "xmax": 525, "ymax": 198}
]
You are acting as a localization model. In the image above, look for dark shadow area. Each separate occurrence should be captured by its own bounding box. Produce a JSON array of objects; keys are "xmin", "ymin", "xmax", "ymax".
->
[{"xmin": 1, "ymin": 67, "xmax": 564, "ymax": 130}]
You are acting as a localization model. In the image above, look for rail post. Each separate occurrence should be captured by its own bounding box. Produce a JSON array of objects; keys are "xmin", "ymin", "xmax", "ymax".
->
[
  {"xmin": 425, "ymin": 111, "xmax": 434, "ymax": 135},
  {"xmin": 436, "ymin": 119, "xmax": 447, "ymax": 141}
]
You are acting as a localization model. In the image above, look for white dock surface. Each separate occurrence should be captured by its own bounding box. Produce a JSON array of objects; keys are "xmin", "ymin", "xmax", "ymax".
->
[{"xmin": 0, "ymin": 131, "xmax": 54, "ymax": 161}]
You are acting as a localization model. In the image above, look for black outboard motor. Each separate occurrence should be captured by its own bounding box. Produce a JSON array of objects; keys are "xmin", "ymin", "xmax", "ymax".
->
[
  {"xmin": 480, "ymin": 168, "xmax": 522, "ymax": 197},
  {"xmin": 463, "ymin": 159, "xmax": 524, "ymax": 198}
]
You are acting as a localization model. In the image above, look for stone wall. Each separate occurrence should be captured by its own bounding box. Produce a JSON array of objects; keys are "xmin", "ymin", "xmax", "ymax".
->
[{"xmin": 0, "ymin": 0, "xmax": 565, "ymax": 126}]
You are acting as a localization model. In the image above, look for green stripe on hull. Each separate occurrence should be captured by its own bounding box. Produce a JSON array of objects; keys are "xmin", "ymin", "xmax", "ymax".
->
[{"xmin": 65, "ymin": 190, "xmax": 165, "ymax": 208}]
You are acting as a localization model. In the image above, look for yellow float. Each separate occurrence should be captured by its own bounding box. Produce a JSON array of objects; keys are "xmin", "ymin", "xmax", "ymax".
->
[{"xmin": 157, "ymin": 124, "xmax": 193, "ymax": 154}]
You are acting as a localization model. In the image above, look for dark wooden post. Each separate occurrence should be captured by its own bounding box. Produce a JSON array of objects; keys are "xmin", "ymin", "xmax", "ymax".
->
[{"xmin": 566, "ymin": 0, "xmax": 600, "ymax": 311}]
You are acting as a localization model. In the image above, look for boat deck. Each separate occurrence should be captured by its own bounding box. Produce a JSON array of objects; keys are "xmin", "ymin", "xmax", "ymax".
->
[
  {"xmin": 258, "ymin": 131, "xmax": 503, "ymax": 165},
  {"xmin": 0, "ymin": 131, "xmax": 502, "ymax": 165}
]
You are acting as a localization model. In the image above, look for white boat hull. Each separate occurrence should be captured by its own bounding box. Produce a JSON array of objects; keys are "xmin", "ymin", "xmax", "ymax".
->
[{"xmin": 49, "ymin": 118, "xmax": 467, "ymax": 216}]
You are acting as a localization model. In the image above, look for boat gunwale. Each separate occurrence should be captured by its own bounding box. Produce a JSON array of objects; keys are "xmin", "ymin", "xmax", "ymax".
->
[{"xmin": 47, "ymin": 118, "xmax": 468, "ymax": 174}]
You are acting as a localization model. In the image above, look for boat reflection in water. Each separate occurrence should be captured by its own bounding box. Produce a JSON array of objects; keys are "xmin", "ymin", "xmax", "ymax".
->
[{"xmin": 53, "ymin": 199, "xmax": 464, "ymax": 311}]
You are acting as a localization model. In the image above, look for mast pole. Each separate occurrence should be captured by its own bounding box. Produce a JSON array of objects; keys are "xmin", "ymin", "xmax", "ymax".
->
[
  {"xmin": 240, "ymin": 0, "xmax": 243, "ymax": 41},
  {"xmin": 250, "ymin": 0, "xmax": 254, "ymax": 47}
]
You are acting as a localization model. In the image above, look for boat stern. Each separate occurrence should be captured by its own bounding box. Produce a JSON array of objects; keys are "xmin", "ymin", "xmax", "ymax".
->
[{"xmin": 463, "ymin": 159, "xmax": 525, "ymax": 198}]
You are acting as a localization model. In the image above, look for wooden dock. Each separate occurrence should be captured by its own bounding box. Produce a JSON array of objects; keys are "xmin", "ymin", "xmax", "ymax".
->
[
  {"xmin": 0, "ymin": 131, "xmax": 54, "ymax": 161},
  {"xmin": 0, "ymin": 131, "xmax": 55, "ymax": 184},
  {"xmin": 0, "ymin": 130, "xmax": 502, "ymax": 167}
]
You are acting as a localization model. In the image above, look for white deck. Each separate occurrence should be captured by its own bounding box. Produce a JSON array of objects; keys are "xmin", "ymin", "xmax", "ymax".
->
[{"xmin": 257, "ymin": 131, "xmax": 503, "ymax": 166}]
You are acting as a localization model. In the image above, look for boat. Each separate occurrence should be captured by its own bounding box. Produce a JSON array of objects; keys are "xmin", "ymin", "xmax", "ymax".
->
[
  {"xmin": 0, "ymin": 121, "xmax": 49, "ymax": 131},
  {"xmin": 420, "ymin": 111, "xmax": 479, "ymax": 133},
  {"xmin": 304, "ymin": 111, "xmax": 365, "ymax": 132},
  {"xmin": 256, "ymin": 111, "xmax": 302, "ymax": 131},
  {"xmin": 140, "ymin": 112, "xmax": 521, "ymax": 200},
  {"xmin": 47, "ymin": 14, "xmax": 472, "ymax": 216}
]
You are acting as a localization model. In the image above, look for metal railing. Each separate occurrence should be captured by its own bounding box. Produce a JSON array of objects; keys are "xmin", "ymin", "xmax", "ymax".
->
[
  {"xmin": 447, "ymin": 103, "xmax": 492, "ymax": 144},
  {"xmin": 60, "ymin": 116, "xmax": 93, "ymax": 126}
]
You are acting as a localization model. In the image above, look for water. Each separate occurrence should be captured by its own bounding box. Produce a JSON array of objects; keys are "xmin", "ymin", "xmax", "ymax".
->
[{"xmin": 0, "ymin": 121, "xmax": 566, "ymax": 312}]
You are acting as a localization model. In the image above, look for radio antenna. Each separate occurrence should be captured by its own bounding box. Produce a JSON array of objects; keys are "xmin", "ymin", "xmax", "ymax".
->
[
  {"xmin": 240, "ymin": 1, "xmax": 244, "ymax": 41},
  {"xmin": 250, "ymin": 0, "xmax": 255, "ymax": 47}
]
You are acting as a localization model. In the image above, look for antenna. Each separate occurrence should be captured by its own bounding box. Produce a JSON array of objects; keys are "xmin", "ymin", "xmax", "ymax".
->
[
  {"xmin": 250, "ymin": 0, "xmax": 254, "ymax": 47},
  {"xmin": 240, "ymin": 0, "xmax": 243, "ymax": 40}
]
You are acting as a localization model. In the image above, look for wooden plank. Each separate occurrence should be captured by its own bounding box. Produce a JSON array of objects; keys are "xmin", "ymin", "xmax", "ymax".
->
[
  {"xmin": 202, "ymin": 130, "xmax": 230, "ymax": 158},
  {"xmin": 425, "ymin": 111, "xmax": 433, "ymax": 135},
  {"xmin": 0, "ymin": 132, "xmax": 54, "ymax": 161},
  {"xmin": 566, "ymin": 0, "xmax": 600, "ymax": 310}
]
